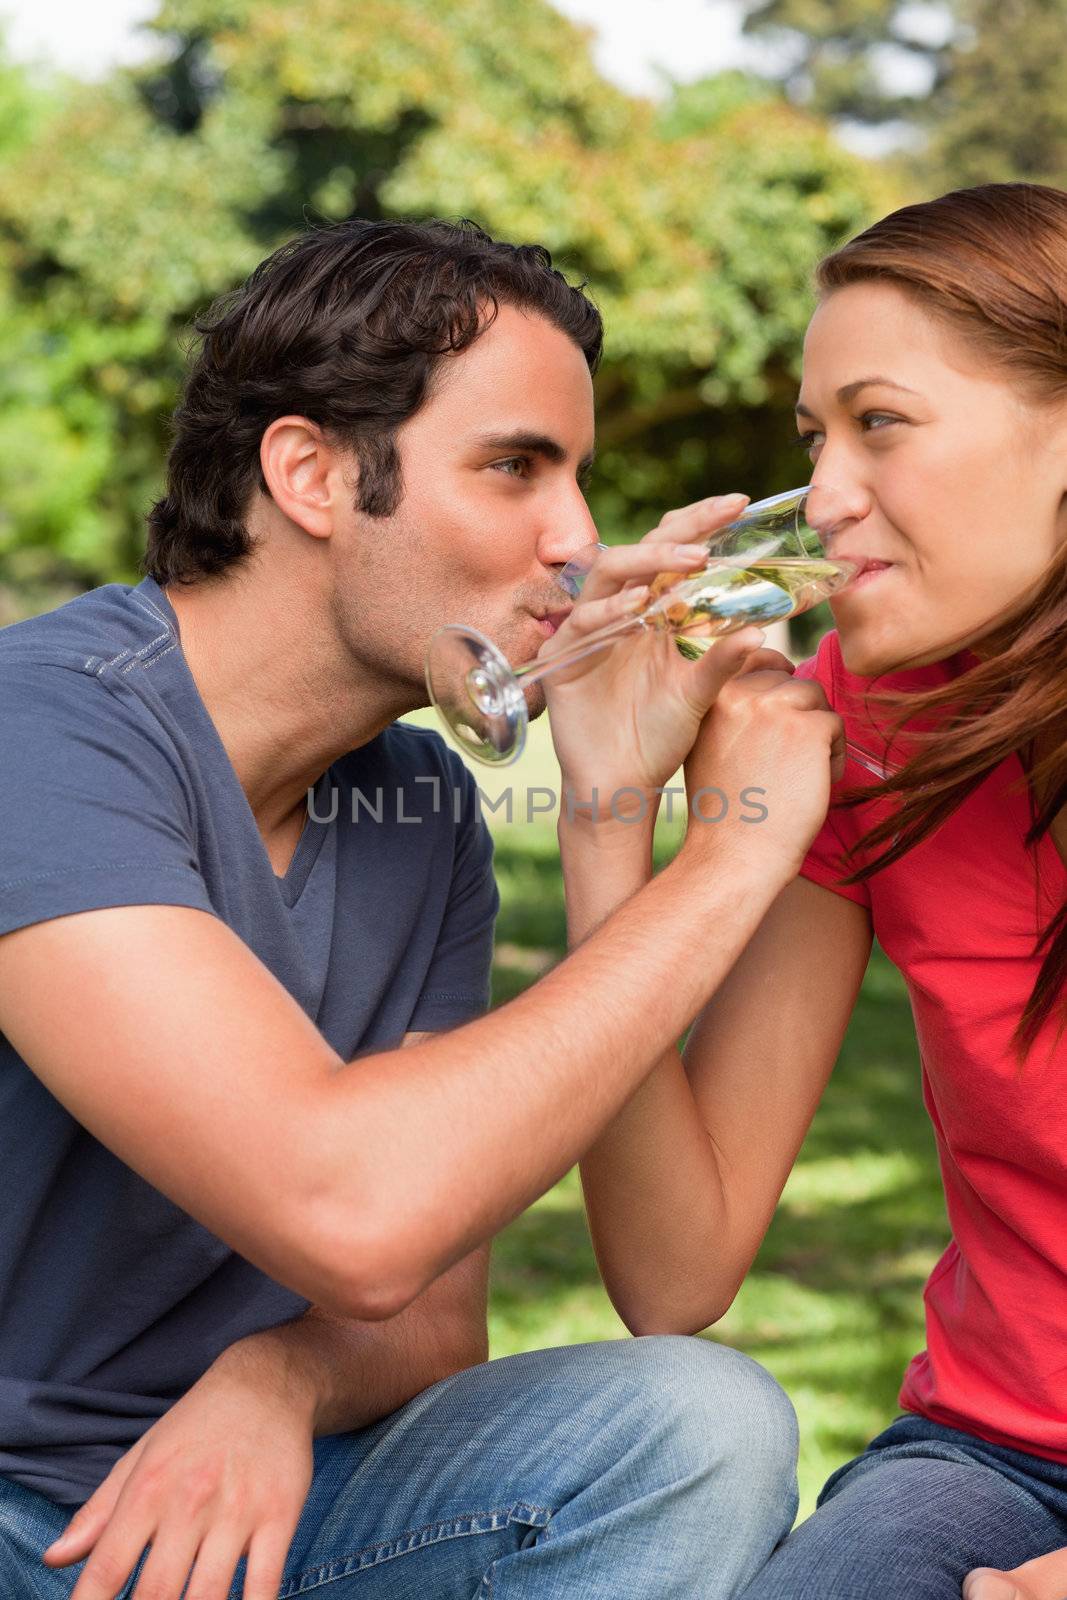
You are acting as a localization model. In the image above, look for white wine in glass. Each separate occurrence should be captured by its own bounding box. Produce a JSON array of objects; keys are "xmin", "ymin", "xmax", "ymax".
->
[{"xmin": 651, "ymin": 554, "xmax": 851, "ymax": 656}]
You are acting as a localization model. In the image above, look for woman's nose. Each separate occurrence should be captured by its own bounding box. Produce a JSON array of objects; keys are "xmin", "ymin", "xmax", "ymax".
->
[{"xmin": 807, "ymin": 453, "xmax": 872, "ymax": 537}]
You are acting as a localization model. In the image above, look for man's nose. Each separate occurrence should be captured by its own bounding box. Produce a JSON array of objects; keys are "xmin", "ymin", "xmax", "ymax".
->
[{"xmin": 536, "ymin": 492, "xmax": 600, "ymax": 569}]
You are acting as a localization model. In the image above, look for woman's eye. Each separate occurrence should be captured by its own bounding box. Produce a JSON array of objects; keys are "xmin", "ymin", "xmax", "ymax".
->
[
  {"xmin": 795, "ymin": 431, "xmax": 823, "ymax": 458},
  {"xmin": 860, "ymin": 412, "xmax": 898, "ymax": 433},
  {"xmin": 492, "ymin": 456, "xmax": 531, "ymax": 478}
]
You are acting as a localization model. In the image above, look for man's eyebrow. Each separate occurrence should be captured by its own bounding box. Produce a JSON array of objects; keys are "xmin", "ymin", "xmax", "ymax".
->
[
  {"xmin": 795, "ymin": 376, "xmax": 920, "ymax": 417},
  {"xmin": 473, "ymin": 430, "xmax": 566, "ymax": 462},
  {"xmin": 472, "ymin": 430, "xmax": 596, "ymax": 473}
]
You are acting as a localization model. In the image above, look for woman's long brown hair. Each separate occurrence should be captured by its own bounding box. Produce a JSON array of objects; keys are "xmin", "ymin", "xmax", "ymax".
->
[{"xmin": 815, "ymin": 183, "xmax": 1067, "ymax": 1059}]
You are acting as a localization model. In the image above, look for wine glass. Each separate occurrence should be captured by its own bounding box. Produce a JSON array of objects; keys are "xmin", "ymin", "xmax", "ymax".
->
[{"xmin": 426, "ymin": 485, "xmax": 858, "ymax": 767}]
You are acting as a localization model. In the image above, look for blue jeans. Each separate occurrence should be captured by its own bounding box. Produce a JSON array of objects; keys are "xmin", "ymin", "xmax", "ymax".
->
[
  {"xmin": 0, "ymin": 1336, "xmax": 798, "ymax": 1598},
  {"xmin": 740, "ymin": 1413, "xmax": 1067, "ymax": 1599}
]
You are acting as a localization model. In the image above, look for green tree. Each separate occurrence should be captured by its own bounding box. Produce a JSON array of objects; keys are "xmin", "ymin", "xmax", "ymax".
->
[
  {"xmin": 738, "ymin": 0, "xmax": 1067, "ymax": 191},
  {"xmin": 923, "ymin": 0, "xmax": 1067, "ymax": 189},
  {"xmin": 738, "ymin": 0, "xmax": 943, "ymax": 125},
  {"xmin": 0, "ymin": 0, "xmax": 885, "ymax": 604}
]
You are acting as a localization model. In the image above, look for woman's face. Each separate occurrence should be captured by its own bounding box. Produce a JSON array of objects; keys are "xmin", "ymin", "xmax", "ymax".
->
[{"xmin": 798, "ymin": 281, "xmax": 1067, "ymax": 675}]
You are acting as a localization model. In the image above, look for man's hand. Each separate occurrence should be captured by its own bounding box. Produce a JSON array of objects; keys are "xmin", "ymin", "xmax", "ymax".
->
[
  {"xmin": 965, "ymin": 1549, "xmax": 1067, "ymax": 1599},
  {"xmin": 37, "ymin": 1028, "xmax": 487, "ymax": 1600},
  {"xmin": 544, "ymin": 493, "xmax": 787, "ymax": 813},
  {"xmin": 40, "ymin": 1351, "xmax": 315, "ymax": 1600}
]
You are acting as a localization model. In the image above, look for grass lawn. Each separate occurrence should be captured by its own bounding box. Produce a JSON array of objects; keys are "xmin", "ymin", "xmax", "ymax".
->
[{"xmin": 404, "ymin": 708, "xmax": 948, "ymax": 1521}]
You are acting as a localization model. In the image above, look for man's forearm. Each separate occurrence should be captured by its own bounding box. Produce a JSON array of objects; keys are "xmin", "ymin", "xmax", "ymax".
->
[{"xmin": 308, "ymin": 826, "xmax": 793, "ymax": 1319}]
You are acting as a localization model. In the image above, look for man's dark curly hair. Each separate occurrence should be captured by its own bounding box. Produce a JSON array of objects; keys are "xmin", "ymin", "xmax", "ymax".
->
[{"xmin": 143, "ymin": 218, "xmax": 603, "ymax": 585}]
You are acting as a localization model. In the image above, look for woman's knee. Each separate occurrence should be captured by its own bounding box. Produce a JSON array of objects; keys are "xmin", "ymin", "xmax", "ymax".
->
[{"xmin": 742, "ymin": 1453, "xmax": 1061, "ymax": 1600}]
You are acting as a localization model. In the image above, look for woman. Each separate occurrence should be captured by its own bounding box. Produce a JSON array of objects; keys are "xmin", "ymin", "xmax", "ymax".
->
[{"xmin": 575, "ymin": 183, "xmax": 1067, "ymax": 1600}]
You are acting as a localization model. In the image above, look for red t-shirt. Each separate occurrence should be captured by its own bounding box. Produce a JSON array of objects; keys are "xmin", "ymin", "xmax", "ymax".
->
[{"xmin": 797, "ymin": 629, "xmax": 1067, "ymax": 1462}]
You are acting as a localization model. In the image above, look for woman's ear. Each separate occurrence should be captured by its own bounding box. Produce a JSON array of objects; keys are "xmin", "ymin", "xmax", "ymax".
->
[{"xmin": 259, "ymin": 416, "xmax": 353, "ymax": 541}]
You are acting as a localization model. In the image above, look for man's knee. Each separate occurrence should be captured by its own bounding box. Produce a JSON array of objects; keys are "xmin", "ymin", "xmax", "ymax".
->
[
  {"xmin": 634, "ymin": 1336, "xmax": 798, "ymax": 1500},
  {"xmin": 465, "ymin": 1335, "xmax": 797, "ymax": 1531},
  {"xmin": 562, "ymin": 1335, "xmax": 799, "ymax": 1537}
]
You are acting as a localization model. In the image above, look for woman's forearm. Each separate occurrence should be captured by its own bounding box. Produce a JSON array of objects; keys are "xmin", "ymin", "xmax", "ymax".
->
[{"xmin": 560, "ymin": 815, "xmax": 741, "ymax": 1334}]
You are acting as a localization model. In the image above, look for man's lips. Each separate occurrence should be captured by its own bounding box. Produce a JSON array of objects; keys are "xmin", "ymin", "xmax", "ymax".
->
[{"xmin": 530, "ymin": 607, "xmax": 573, "ymax": 637}]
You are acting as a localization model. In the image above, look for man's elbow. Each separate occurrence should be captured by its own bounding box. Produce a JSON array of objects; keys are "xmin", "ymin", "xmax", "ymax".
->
[
  {"xmin": 310, "ymin": 1209, "xmax": 441, "ymax": 1322},
  {"xmin": 337, "ymin": 1274, "xmax": 419, "ymax": 1322},
  {"xmin": 333, "ymin": 1240, "xmax": 431, "ymax": 1321}
]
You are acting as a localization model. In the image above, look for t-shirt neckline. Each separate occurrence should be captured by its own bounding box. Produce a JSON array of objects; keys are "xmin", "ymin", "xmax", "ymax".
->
[{"xmin": 133, "ymin": 576, "xmax": 331, "ymax": 906}]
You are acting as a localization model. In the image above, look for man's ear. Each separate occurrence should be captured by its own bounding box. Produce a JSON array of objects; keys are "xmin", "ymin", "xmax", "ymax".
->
[{"xmin": 259, "ymin": 416, "xmax": 354, "ymax": 541}]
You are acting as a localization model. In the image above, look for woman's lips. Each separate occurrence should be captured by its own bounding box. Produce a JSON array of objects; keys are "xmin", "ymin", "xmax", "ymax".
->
[{"xmin": 840, "ymin": 561, "xmax": 895, "ymax": 595}]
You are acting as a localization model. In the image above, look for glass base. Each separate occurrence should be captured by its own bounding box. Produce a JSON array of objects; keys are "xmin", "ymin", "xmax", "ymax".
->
[{"xmin": 425, "ymin": 625, "xmax": 530, "ymax": 766}]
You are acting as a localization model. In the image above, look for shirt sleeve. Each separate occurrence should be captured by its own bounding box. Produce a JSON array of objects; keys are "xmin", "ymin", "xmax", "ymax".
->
[
  {"xmin": 407, "ymin": 754, "xmax": 500, "ymax": 1032},
  {"xmin": 0, "ymin": 662, "xmax": 216, "ymax": 938},
  {"xmin": 794, "ymin": 634, "xmax": 873, "ymax": 911}
]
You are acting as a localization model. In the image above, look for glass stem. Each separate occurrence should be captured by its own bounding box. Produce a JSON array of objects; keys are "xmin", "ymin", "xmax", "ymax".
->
[
  {"xmin": 845, "ymin": 742, "xmax": 892, "ymax": 779},
  {"xmin": 513, "ymin": 613, "xmax": 646, "ymax": 689}
]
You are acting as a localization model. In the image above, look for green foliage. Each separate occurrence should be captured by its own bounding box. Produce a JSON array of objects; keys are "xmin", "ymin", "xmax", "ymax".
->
[
  {"xmin": 738, "ymin": 0, "xmax": 943, "ymax": 123},
  {"xmin": 922, "ymin": 0, "xmax": 1067, "ymax": 190},
  {"xmin": 0, "ymin": 0, "xmax": 885, "ymax": 599},
  {"xmin": 740, "ymin": 0, "xmax": 1067, "ymax": 194}
]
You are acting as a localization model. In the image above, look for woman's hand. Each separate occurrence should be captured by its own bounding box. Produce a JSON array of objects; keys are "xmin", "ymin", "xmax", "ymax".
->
[
  {"xmin": 680, "ymin": 661, "xmax": 845, "ymax": 879},
  {"xmin": 40, "ymin": 1358, "xmax": 314, "ymax": 1600},
  {"xmin": 544, "ymin": 493, "xmax": 790, "ymax": 815},
  {"xmin": 965, "ymin": 1549, "xmax": 1067, "ymax": 1599},
  {"xmin": 964, "ymin": 1575, "xmax": 1039, "ymax": 1600}
]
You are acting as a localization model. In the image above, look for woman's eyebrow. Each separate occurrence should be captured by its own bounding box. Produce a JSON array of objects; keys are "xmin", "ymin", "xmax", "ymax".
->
[
  {"xmin": 796, "ymin": 377, "xmax": 921, "ymax": 419},
  {"xmin": 837, "ymin": 377, "xmax": 921, "ymax": 403}
]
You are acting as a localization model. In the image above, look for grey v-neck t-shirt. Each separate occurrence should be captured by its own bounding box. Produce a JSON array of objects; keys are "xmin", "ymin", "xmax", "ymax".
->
[{"xmin": 0, "ymin": 576, "xmax": 498, "ymax": 1505}]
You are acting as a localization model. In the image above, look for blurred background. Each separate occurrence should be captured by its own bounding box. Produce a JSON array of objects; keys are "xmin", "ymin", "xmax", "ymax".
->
[{"xmin": 1, "ymin": 0, "xmax": 1062, "ymax": 1514}]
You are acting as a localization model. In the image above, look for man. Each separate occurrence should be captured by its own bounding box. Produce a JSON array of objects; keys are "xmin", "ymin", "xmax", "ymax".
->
[{"xmin": 0, "ymin": 219, "xmax": 841, "ymax": 1599}]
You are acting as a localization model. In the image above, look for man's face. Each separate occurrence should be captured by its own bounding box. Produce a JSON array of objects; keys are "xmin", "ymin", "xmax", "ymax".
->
[{"xmin": 331, "ymin": 303, "xmax": 598, "ymax": 711}]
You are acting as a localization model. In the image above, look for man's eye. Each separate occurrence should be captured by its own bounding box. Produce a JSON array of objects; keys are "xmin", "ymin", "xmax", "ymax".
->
[{"xmin": 491, "ymin": 456, "xmax": 531, "ymax": 478}]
